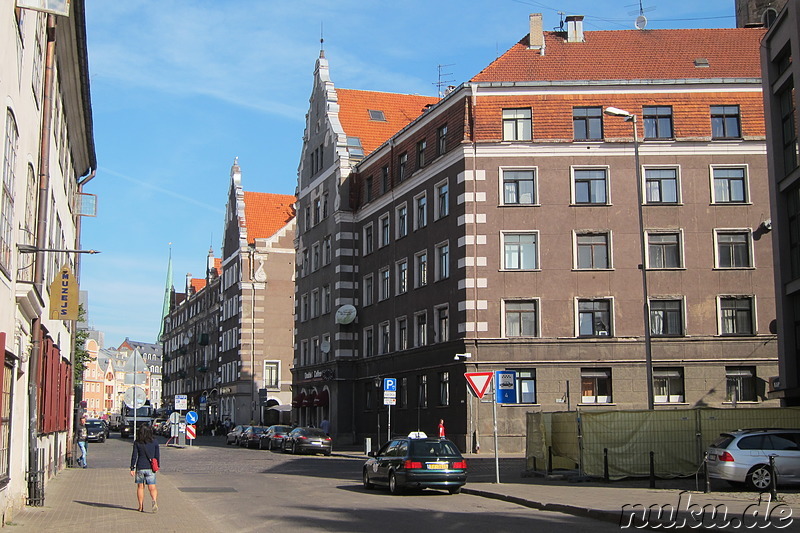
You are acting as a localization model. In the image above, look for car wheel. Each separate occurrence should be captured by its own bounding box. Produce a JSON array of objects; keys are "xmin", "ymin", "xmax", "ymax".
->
[
  {"xmin": 324, "ymin": 450, "xmax": 331, "ymax": 456},
  {"xmin": 389, "ymin": 472, "xmax": 402, "ymax": 495},
  {"xmin": 746, "ymin": 465, "xmax": 774, "ymax": 492},
  {"xmin": 448, "ymin": 486, "xmax": 462, "ymax": 495},
  {"xmin": 363, "ymin": 468, "xmax": 374, "ymax": 490}
]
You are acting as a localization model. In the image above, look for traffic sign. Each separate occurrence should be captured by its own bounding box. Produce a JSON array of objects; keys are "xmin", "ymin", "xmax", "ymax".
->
[
  {"xmin": 168, "ymin": 412, "xmax": 181, "ymax": 424},
  {"xmin": 185, "ymin": 411, "xmax": 199, "ymax": 424},
  {"xmin": 186, "ymin": 424, "xmax": 196, "ymax": 440},
  {"xmin": 495, "ymin": 371, "xmax": 517, "ymax": 404},
  {"xmin": 383, "ymin": 390, "xmax": 396, "ymax": 398},
  {"xmin": 464, "ymin": 372, "xmax": 494, "ymax": 399},
  {"xmin": 383, "ymin": 378, "xmax": 396, "ymax": 391},
  {"xmin": 383, "ymin": 397, "xmax": 396, "ymax": 405},
  {"xmin": 175, "ymin": 394, "xmax": 188, "ymax": 410}
]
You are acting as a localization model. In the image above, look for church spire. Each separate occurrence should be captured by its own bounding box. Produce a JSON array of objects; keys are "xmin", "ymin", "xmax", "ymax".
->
[{"xmin": 158, "ymin": 244, "xmax": 174, "ymax": 340}]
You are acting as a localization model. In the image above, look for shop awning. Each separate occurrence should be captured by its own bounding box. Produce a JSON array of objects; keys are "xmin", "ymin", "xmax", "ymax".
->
[
  {"xmin": 313, "ymin": 389, "xmax": 329, "ymax": 407},
  {"xmin": 307, "ymin": 391, "xmax": 318, "ymax": 407},
  {"xmin": 299, "ymin": 392, "xmax": 310, "ymax": 407}
]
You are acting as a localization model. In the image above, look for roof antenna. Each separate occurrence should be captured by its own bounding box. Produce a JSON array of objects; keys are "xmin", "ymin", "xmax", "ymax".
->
[
  {"xmin": 555, "ymin": 11, "xmax": 565, "ymax": 32},
  {"xmin": 320, "ymin": 22, "xmax": 325, "ymax": 58},
  {"xmin": 434, "ymin": 64, "xmax": 455, "ymax": 98}
]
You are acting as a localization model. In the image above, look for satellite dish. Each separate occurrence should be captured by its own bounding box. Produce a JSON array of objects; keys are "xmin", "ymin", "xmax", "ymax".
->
[
  {"xmin": 635, "ymin": 15, "xmax": 647, "ymax": 30},
  {"xmin": 123, "ymin": 386, "xmax": 146, "ymax": 409},
  {"xmin": 335, "ymin": 304, "xmax": 357, "ymax": 325}
]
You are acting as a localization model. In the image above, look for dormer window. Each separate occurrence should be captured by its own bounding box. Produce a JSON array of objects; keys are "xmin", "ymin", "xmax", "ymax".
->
[{"xmin": 368, "ymin": 109, "xmax": 386, "ymax": 121}]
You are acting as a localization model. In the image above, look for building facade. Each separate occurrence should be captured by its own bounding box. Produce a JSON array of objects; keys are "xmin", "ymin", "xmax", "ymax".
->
[
  {"xmin": 294, "ymin": 16, "xmax": 779, "ymax": 452},
  {"xmin": 736, "ymin": 0, "xmax": 787, "ymax": 27}
]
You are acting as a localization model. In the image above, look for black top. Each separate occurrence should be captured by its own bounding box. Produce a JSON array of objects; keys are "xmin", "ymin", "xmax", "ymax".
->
[{"xmin": 130, "ymin": 440, "xmax": 160, "ymax": 471}]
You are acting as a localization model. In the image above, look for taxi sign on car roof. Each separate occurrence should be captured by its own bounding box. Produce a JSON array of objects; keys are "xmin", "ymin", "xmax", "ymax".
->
[{"xmin": 408, "ymin": 431, "xmax": 428, "ymax": 439}]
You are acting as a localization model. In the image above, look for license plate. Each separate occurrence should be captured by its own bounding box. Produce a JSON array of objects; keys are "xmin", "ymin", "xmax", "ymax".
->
[
  {"xmin": 427, "ymin": 463, "xmax": 448, "ymax": 470},
  {"xmin": 311, "ymin": 442, "xmax": 321, "ymax": 445}
]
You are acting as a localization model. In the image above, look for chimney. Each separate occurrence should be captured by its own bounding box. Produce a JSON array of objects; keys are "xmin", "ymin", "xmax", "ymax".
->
[
  {"xmin": 529, "ymin": 13, "xmax": 545, "ymax": 54},
  {"xmin": 185, "ymin": 273, "xmax": 193, "ymax": 294},
  {"xmin": 566, "ymin": 15, "xmax": 584, "ymax": 43}
]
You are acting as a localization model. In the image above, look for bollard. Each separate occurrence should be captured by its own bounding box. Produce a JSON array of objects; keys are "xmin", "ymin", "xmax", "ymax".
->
[
  {"xmin": 365, "ymin": 437, "xmax": 372, "ymax": 455},
  {"xmin": 649, "ymin": 451, "xmax": 656, "ymax": 489},
  {"xmin": 703, "ymin": 451, "xmax": 711, "ymax": 493},
  {"xmin": 603, "ymin": 448, "xmax": 609, "ymax": 483},
  {"xmin": 769, "ymin": 455, "xmax": 778, "ymax": 500},
  {"xmin": 547, "ymin": 446, "xmax": 553, "ymax": 475}
]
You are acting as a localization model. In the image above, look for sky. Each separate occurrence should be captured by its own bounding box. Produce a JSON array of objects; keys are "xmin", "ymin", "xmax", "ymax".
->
[{"xmin": 79, "ymin": 0, "xmax": 739, "ymax": 349}]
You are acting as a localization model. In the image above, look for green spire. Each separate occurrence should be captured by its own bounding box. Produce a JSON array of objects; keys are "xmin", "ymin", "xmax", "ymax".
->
[{"xmin": 158, "ymin": 245, "xmax": 173, "ymax": 340}]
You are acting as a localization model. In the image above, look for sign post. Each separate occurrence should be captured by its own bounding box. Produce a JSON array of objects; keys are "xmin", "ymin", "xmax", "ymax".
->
[
  {"xmin": 465, "ymin": 371, "xmax": 501, "ymax": 484},
  {"xmin": 383, "ymin": 378, "xmax": 396, "ymax": 443}
]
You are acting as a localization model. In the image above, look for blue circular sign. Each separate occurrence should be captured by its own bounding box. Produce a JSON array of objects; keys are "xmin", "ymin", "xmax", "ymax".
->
[{"xmin": 185, "ymin": 411, "xmax": 199, "ymax": 424}]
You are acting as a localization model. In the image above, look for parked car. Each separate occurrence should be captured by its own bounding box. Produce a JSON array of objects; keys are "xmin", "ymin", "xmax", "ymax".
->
[
  {"xmin": 240, "ymin": 426, "xmax": 270, "ymax": 449},
  {"xmin": 96, "ymin": 419, "xmax": 110, "ymax": 438},
  {"xmin": 363, "ymin": 433, "xmax": 467, "ymax": 494},
  {"xmin": 706, "ymin": 428, "xmax": 800, "ymax": 490},
  {"xmin": 283, "ymin": 427, "xmax": 332, "ymax": 455},
  {"xmin": 264, "ymin": 425, "xmax": 292, "ymax": 451},
  {"xmin": 85, "ymin": 420, "xmax": 106, "ymax": 443},
  {"xmin": 226, "ymin": 425, "xmax": 250, "ymax": 445}
]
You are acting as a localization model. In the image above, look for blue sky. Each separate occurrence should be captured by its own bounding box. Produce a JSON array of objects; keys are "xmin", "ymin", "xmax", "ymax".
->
[{"xmin": 80, "ymin": 1, "xmax": 737, "ymax": 348}]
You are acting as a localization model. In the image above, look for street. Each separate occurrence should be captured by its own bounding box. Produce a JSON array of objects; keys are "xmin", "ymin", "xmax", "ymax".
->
[{"xmin": 16, "ymin": 433, "xmax": 625, "ymax": 532}]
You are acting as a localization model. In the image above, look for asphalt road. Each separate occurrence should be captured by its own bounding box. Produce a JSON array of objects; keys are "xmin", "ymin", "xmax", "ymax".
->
[{"xmin": 91, "ymin": 433, "xmax": 624, "ymax": 532}]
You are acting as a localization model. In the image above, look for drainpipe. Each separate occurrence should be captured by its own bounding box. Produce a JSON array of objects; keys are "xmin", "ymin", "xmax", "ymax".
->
[{"xmin": 468, "ymin": 83, "xmax": 481, "ymax": 453}]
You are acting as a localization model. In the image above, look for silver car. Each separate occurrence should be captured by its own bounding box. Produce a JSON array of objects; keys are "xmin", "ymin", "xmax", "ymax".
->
[{"xmin": 706, "ymin": 429, "xmax": 800, "ymax": 490}]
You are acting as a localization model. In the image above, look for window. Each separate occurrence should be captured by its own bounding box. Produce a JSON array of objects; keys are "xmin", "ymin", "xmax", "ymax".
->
[
  {"xmin": 417, "ymin": 139, "xmax": 426, "ymax": 168},
  {"xmin": 712, "ymin": 167, "xmax": 748, "ymax": 203},
  {"xmin": 514, "ymin": 370, "xmax": 536, "ymax": 403},
  {"xmin": 379, "ymin": 267, "xmax": 390, "ymax": 301},
  {"xmin": 650, "ymin": 300, "xmax": 683, "ymax": 336},
  {"xmin": 726, "ymin": 366, "xmax": 757, "ymax": 402},
  {"xmin": 363, "ymin": 327, "xmax": 374, "ymax": 357},
  {"xmin": 711, "ymin": 105, "xmax": 741, "ymax": 139},
  {"xmin": 348, "ymin": 137, "xmax": 364, "ymax": 160},
  {"xmin": 573, "ymin": 168, "xmax": 608, "ymax": 204},
  {"xmin": 414, "ymin": 194, "xmax": 427, "ymax": 230},
  {"xmin": 311, "ymin": 289, "xmax": 320, "ymax": 317},
  {"xmin": 263, "ymin": 361, "xmax": 280, "ymax": 390},
  {"xmin": 396, "ymin": 317, "xmax": 408, "ymax": 351},
  {"xmin": 300, "ymin": 294, "xmax": 309, "ymax": 322},
  {"xmin": 322, "ymin": 285, "xmax": 331, "ymax": 313},
  {"xmin": 398, "ymin": 153, "xmax": 408, "ymax": 182},
  {"xmin": 643, "ymin": 106, "xmax": 673, "ymax": 139},
  {"xmin": 365, "ymin": 176, "xmax": 373, "ymax": 202},
  {"xmin": 504, "ymin": 233, "xmax": 538, "ymax": 270},
  {"xmin": 323, "ymin": 235, "xmax": 332, "ymax": 265},
  {"xmin": 399, "ymin": 377, "xmax": 407, "ymax": 408},
  {"xmin": 503, "ymin": 169, "xmax": 536, "ymax": 205},
  {"xmin": 415, "ymin": 312, "xmax": 427, "ymax": 346},
  {"xmin": 379, "ymin": 214, "xmax": 390, "ymax": 247},
  {"xmin": 435, "ymin": 305, "xmax": 449, "ymax": 342},
  {"xmin": 322, "ymin": 192, "xmax": 329, "ymax": 218},
  {"xmin": 0, "ymin": 359, "xmax": 11, "ymax": 480},
  {"xmin": 581, "ymin": 368, "xmax": 612, "ymax": 403},
  {"xmin": 644, "ymin": 168, "xmax": 679, "ymax": 204},
  {"xmin": 720, "ymin": 297, "xmax": 754, "ymax": 335},
  {"xmin": 502, "ymin": 108, "xmax": 532, "ymax": 141},
  {"xmin": 439, "ymin": 371, "xmax": 449, "ymax": 406},
  {"xmin": 578, "ymin": 299, "xmax": 612, "ymax": 337},
  {"xmin": 396, "ymin": 259, "xmax": 408, "ymax": 294},
  {"xmin": 778, "ymin": 82, "xmax": 798, "ymax": 175},
  {"xmin": 417, "ymin": 375, "xmax": 428, "ymax": 408},
  {"xmin": 314, "ymin": 197, "xmax": 322, "ymax": 224},
  {"xmin": 576, "ymin": 233, "xmax": 610, "ymax": 269},
  {"xmin": 505, "ymin": 300, "xmax": 538, "ymax": 337},
  {"xmin": 653, "ymin": 368, "xmax": 684, "ymax": 403},
  {"xmin": 415, "ymin": 251, "xmax": 427, "ymax": 287},
  {"xmin": 573, "ymin": 107, "xmax": 603, "ymax": 140},
  {"xmin": 363, "ymin": 274, "xmax": 374, "ymax": 307},
  {"xmin": 396, "ymin": 205, "xmax": 408, "ymax": 238},
  {"xmin": 311, "ymin": 243, "xmax": 320, "ymax": 271},
  {"xmin": 379, "ymin": 322, "xmax": 390, "ymax": 355},
  {"xmin": 437, "ymin": 124, "xmax": 448, "ymax": 156},
  {"xmin": 716, "ymin": 231, "xmax": 752, "ymax": 268},
  {"xmin": 363, "ymin": 224, "xmax": 374, "ymax": 255},
  {"xmin": 647, "ymin": 232, "xmax": 681, "ymax": 269},
  {"xmin": 435, "ymin": 242, "xmax": 449, "ymax": 280},
  {"xmin": 435, "ymin": 180, "xmax": 449, "ymax": 219},
  {"xmin": 1, "ymin": 110, "xmax": 18, "ymax": 272}
]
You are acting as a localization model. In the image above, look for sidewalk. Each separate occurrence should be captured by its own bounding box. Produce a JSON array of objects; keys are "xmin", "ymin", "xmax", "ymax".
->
[{"xmin": 7, "ymin": 441, "xmax": 799, "ymax": 531}]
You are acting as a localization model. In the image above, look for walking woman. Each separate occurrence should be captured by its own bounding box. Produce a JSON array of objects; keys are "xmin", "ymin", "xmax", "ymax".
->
[{"xmin": 130, "ymin": 424, "xmax": 160, "ymax": 512}]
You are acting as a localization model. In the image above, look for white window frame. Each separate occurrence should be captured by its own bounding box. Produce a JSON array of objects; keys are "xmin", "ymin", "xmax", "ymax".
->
[
  {"xmin": 379, "ymin": 213, "xmax": 391, "ymax": 247},
  {"xmin": 363, "ymin": 274, "xmax": 374, "ymax": 307},
  {"xmin": 396, "ymin": 316, "xmax": 408, "ymax": 351},
  {"xmin": 575, "ymin": 297, "xmax": 614, "ymax": 337},
  {"xmin": 649, "ymin": 298, "xmax": 685, "ymax": 337},
  {"xmin": 580, "ymin": 368, "xmax": 612, "ymax": 404},
  {"xmin": 645, "ymin": 230, "xmax": 684, "ymax": 269},
  {"xmin": 263, "ymin": 360, "xmax": 281, "ymax": 390},
  {"xmin": 713, "ymin": 229, "xmax": 754, "ymax": 269},
  {"xmin": 363, "ymin": 326, "xmax": 375, "ymax": 357},
  {"xmin": 414, "ymin": 250, "xmax": 428, "ymax": 288},
  {"xmin": 573, "ymin": 231, "xmax": 612, "ymax": 270},
  {"xmin": 717, "ymin": 295, "xmax": 756, "ymax": 336},
  {"xmin": 435, "ymin": 241, "xmax": 449, "ymax": 281},
  {"xmin": 502, "ymin": 231, "xmax": 539, "ymax": 271},
  {"xmin": 434, "ymin": 304, "xmax": 449, "ymax": 343},
  {"xmin": 710, "ymin": 165, "xmax": 750, "ymax": 204},
  {"xmin": 414, "ymin": 192, "xmax": 428, "ymax": 230},
  {"xmin": 500, "ymin": 167, "xmax": 538, "ymax": 206},
  {"xmin": 378, "ymin": 267, "xmax": 390, "ymax": 301},
  {"xmin": 643, "ymin": 166, "xmax": 681, "ymax": 204},
  {"xmin": 503, "ymin": 299, "xmax": 540, "ymax": 338},
  {"xmin": 571, "ymin": 166, "xmax": 610, "ymax": 205},
  {"xmin": 363, "ymin": 223, "xmax": 374, "ymax": 255},
  {"xmin": 414, "ymin": 310, "xmax": 428, "ymax": 347},
  {"xmin": 396, "ymin": 258, "xmax": 408, "ymax": 295},
  {"xmin": 435, "ymin": 179, "xmax": 450, "ymax": 219},
  {"xmin": 396, "ymin": 203, "xmax": 408, "ymax": 239},
  {"xmin": 379, "ymin": 321, "xmax": 391, "ymax": 355}
]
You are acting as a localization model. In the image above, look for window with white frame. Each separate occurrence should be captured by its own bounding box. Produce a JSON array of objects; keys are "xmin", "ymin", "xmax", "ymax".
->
[
  {"xmin": 321, "ymin": 333, "xmax": 331, "ymax": 361},
  {"xmin": 379, "ymin": 267, "xmax": 390, "ymax": 301},
  {"xmin": 379, "ymin": 322, "xmax": 390, "ymax": 355},
  {"xmin": 650, "ymin": 299, "xmax": 683, "ymax": 336},
  {"xmin": 644, "ymin": 168, "xmax": 679, "ymax": 204},
  {"xmin": 715, "ymin": 230, "xmax": 753, "ymax": 268},
  {"xmin": 363, "ymin": 223, "xmax": 374, "ymax": 255},
  {"xmin": 578, "ymin": 299, "xmax": 612, "ymax": 337},
  {"xmin": 363, "ymin": 274, "xmax": 374, "ymax": 307},
  {"xmin": 504, "ymin": 232, "xmax": 538, "ymax": 270},
  {"xmin": 379, "ymin": 214, "xmax": 390, "ymax": 247},
  {"xmin": 414, "ymin": 193, "xmax": 427, "ymax": 230},
  {"xmin": 514, "ymin": 369, "xmax": 536, "ymax": 403},
  {"xmin": 726, "ymin": 366, "xmax": 757, "ymax": 402},
  {"xmin": 505, "ymin": 300, "xmax": 538, "ymax": 337},
  {"xmin": 712, "ymin": 167, "xmax": 748, "ymax": 203},
  {"xmin": 1, "ymin": 109, "xmax": 18, "ymax": 273},
  {"xmin": 396, "ymin": 259, "xmax": 408, "ymax": 294},
  {"xmin": 300, "ymin": 340, "xmax": 309, "ymax": 366},
  {"xmin": 417, "ymin": 139, "xmax": 426, "ymax": 169},
  {"xmin": 363, "ymin": 327, "xmax": 374, "ymax": 357},
  {"xmin": 301, "ymin": 248, "xmax": 309, "ymax": 276},
  {"xmin": 301, "ymin": 294, "xmax": 309, "ymax": 322},
  {"xmin": 398, "ymin": 152, "xmax": 408, "ymax": 182},
  {"xmin": 576, "ymin": 233, "xmax": 610, "ymax": 269},
  {"xmin": 439, "ymin": 371, "xmax": 449, "ymax": 406},
  {"xmin": 311, "ymin": 242, "xmax": 320, "ymax": 271},
  {"xmin": 647, "ymin": 232, "xmax": 682, "ymax": 269},
  {"xmin": 711, "ymin": 105, "xmax": 741, "ymax": 139},
  {"xmin": 396, "ymin": 317, "xmax": 408, "ymax": 351},
  {"xmin": 581, "ymin": 368, "xmax": 612, "ymax": 403},
  {"xmin": 396, "ymin": 204, "xmax": 408, "ymax": 239},
  {"xmin": 502, "ymin": 108, "xmax": 532, "ymax": 141},
  {"xmin": 435, "ymin": 305, "xmax": 449, "ymax": 343},
  {"xmin": 311, "ymin": 289, "xmax": 320, "ymax": 318},
  {"xmin": 573, "ymin": 168, "xmax": 608, "ymax": 204},
  {"xmin": 437, "ymin": 124, "xmax": 448, "ymax": 156},
  {"xmin": 719, "ymin": 296, "xmax": 754, "ymax": 335},
  {"xmin": 503, "ymin": 169, "xmax": 536, "ymax": 205},
  {"xmin": 435, "ymin": 180, "xmax": 449, "ymax": 219},
  {"xmin": 322, "ymin": 285, "xmax": 331, "ymax": 314},
  {"xmin": 415, "ymin": 311, "xmax": 427, "ymax": 347},
  {"xmin": 323, "ymin": 235, "xmax": 332, "ymax": 265},
  {"xmin": 312, "ymin": 337, "xmax": 320, "ymax": 364},
  {"xmin": 435, "ymin": 242, "xmax": 449, "ymax": 280},
  {"xmin": 415, "ymin": 251, "xmax": 428, "ymax": 287},
  {"xmin": 653, "ymin": 367, "xmax": 684, "ymax": 403}
]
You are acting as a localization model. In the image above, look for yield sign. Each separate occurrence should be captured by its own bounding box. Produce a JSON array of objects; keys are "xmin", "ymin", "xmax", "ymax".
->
[{"xmin": 464, "ymin": 372, "xmax": 494, "ymax": 399}]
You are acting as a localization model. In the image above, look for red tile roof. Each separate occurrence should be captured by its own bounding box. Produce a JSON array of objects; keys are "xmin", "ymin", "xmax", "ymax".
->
[
  {"xmin": 336, "ymin": 89, "xmax": 439, "ymax": 155},
  {"xmin": 190, "ymin": 278, "xmax": 207, "ymax": 292},
  {"xmin": 214, "ymin": 258, "xmax": 222, "ymax": 276},
  {"xmin": 472, "ymin": 28, "xmax": 765, "ymax": 83},
  {"xmin": 243, "ymin": 192, "xmax": 296, "ymax": 243}
]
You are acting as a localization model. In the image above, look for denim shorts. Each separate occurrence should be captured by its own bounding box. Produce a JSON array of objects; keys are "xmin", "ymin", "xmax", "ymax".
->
[{"xmin": 134, "ymin": 469, "xmax": 157, "ymax": 485}]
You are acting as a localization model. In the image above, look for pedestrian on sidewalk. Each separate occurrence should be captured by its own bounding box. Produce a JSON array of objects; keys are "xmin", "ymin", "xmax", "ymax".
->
[
  {"xmin": 77, "ymin": 417, "xmax": 88, "ymax": 468},
  {"xmin": 320, "ymin": 418, "xmax": 331, "ymax": 436},
  {"xmin": 438, "ymin": 419, "xmax": 446, "ymax": 438},
  {"xmin": 130, "ymin": 424, "xmax": 160, "ymax": 513}
]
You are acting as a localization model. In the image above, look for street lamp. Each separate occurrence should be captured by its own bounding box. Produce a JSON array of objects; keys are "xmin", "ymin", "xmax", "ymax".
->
[
  {"xmin": 603, "ymin": 106, "xmax": 654, "ymax": 410},
  {"xmin": 17, "ymin": 243, "xmax": 100, "ymax": 254}
]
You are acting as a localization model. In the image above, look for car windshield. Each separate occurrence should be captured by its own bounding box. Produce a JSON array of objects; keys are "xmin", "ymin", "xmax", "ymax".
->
[
  {"xmin": 252, "ymin": 427, "xmax": 267, "ymax": 434},
  {"xmin": 710, "ymin": 434, "xmax": 734, "ymax": 449},
  {"xmin": 86, "ymin": 422, "xmax": 103, "ymax": 429},
  {"xmin": 410, "ymin": 440, "xmax": 461, "ymax": 458}
]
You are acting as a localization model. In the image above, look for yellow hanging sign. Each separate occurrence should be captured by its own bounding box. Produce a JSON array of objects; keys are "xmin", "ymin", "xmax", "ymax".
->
[{"xmin": 49, "ymin": 264, "xmax": 79, "ymax": 320}]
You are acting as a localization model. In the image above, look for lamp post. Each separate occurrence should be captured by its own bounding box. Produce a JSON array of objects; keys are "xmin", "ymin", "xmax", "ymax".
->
[{"xmin": 603, "ymin": 107, "xmax": 654, "ymax": 410}]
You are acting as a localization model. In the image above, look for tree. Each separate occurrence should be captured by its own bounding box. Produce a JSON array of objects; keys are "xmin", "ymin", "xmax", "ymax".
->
[{"xmin": 73, "ymin": 305, "xmax": 91, "ymax": 383}]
